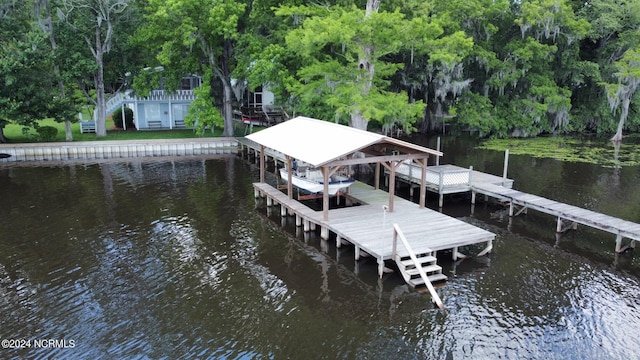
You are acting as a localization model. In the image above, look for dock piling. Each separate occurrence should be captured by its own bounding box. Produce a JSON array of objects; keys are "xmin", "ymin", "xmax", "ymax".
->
[{"xmin": 502, "ymin": 149, "xmax": 509, "ymax": 186}]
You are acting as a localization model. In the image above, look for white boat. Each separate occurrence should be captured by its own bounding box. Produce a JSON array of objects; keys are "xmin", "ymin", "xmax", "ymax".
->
[{"xmin": 279, "ymin": 165, "xmax": 355, "ymax": 195}]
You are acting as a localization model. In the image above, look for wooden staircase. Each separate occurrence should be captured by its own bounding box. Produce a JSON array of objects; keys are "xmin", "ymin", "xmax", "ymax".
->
[
  {"xmin": 392, "ymin": 224, "xmax": 446, "ymax": 309},
  {"xmin": 395, "ymin": 252, "xmax": 447, "ymax": 288}
]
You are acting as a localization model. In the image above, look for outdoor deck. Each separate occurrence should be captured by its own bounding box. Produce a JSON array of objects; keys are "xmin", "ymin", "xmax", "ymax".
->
[
  {"xmin": 253, "ymin": 181, "xmax": 496, "ymax": 278},
  {"xmin": 330, "ymin": 182, "xmax": 495, "ymax": 259}
]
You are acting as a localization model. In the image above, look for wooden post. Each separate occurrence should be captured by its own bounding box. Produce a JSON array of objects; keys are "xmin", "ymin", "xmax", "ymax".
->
[
  {"xmin": 436, "ymin": 137, "xmax": 441, "ymax": 166},
  {"xmin": 418, "ymin": 157, "xmax": 427, "ymax": 208},
  {"xmin": 502, "ymin": 149, "xmax": 509, "ymax": 186},
  {"xmin": 377, "ymin": 258, "xmax": 385, "ymax": 279},
  {"xmin": 259, "ymin": 145, "xmax": 266, "ymax": 183},
  {"xmin": 438, "ymin": 170, "xmax": 444, "ymax": 208},
  {"xmin": 286, "ymin": 155, "xmax": 293, "ymax": 200},
  {"xmin": 322, "ymin": 166, "xmax": 330, "ymax": 221},
  {"xmin": 321, "ymin": 226, "xmax": 329, "ymax": 240},
  {"xmin": 392, "ymin": 227, "xmax": 398, "ymax": 259},
  {"xmin": 374, "ymin": 162, "xmax": 380, "ymax": 189},
  {"xmin": 388, "ymin": 161, "xmax": 397, "ymax": 212}
]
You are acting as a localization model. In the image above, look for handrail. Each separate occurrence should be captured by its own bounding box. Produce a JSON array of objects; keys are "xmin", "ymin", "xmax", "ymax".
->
[
  {"xmin": 392, "ymin": 223, "xmax": 445, "ymax": 310},
  {"xmin": 398, "ymin": 162, "xmax": 472, "ymax": 187},
  {"xmin": 104, "ymin": 89, "xmax": 197, "ymax": 114}
]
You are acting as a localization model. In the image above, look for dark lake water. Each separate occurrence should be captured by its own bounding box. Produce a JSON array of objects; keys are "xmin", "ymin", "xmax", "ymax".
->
[{"xmin": 1, "ymin": 136, "xmax": 640, "ymax": 359}]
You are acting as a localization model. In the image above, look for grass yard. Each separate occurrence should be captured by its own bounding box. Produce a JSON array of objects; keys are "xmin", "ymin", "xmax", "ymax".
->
[{"xmin": 2, "ymin": 118, "xmax": 228, "ymax": 143}]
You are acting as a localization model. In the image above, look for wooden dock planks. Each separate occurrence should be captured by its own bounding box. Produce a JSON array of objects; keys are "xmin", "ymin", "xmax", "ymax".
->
[
  {"xmin": 472, "ymin": 182, "xmax": 640, "ymax": 244},
  {"xmin": 253, "ymin": 181, "xmax": 496, "ymax": 262}
]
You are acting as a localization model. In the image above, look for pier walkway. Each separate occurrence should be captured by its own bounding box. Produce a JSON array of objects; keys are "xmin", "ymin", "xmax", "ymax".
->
[
  {"xmin": 390, "ymin": 159, "xmax": 640, "ymax": 254},
  {"xmin": 471, "ymin": 183, "xmax": 640, "ymax": 253}
]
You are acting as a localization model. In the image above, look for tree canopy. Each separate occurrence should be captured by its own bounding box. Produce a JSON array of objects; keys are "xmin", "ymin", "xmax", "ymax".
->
[
  {"xmin": 0, "ymin": 0, "xmax": 79, "ymax": 142},
  {"xmin": 5, "ymin": 0, "xmax": 640, "ymax": 141}
]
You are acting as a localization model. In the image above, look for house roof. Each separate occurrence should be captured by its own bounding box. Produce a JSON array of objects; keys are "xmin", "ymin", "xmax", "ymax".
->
[{"xmin": 245, "ymin": 116, "xmax": 442, "ymax": 167}]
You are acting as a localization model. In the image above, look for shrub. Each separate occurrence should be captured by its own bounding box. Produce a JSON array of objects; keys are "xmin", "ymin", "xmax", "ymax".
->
[
  {"xmin": 113, "ymin": 107, "xmax": 135, "ymax": 129},
  {"xmin": 36, "ymin": 126, "xmax": 58, "ymax": 142}
]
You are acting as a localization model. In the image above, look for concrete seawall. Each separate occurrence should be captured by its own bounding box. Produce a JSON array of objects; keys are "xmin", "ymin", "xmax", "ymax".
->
[{"xmin": 0, "ymin": 138, "xmax": 238, "ymax": 162}]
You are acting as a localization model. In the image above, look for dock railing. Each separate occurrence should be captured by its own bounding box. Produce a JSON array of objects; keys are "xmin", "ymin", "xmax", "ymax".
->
[
  {"xmin": 433, "ymin": 166, "xmax": 473, "ymax": 193},
  {"xmin": 398, "ymin": 162, "xmax": 473, "ymax": 189},
  {"xmin": 392, "ymin": 223, "xmax": 445, "ymax": 310}
]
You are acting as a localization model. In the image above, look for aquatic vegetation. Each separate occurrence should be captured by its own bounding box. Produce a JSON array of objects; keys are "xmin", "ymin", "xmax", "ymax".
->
[{"xmin": 477, "ymin": 136, "xmax": 640, "ymax": 167}]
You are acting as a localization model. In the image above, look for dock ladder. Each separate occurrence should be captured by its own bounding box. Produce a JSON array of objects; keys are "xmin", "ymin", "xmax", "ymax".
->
[{"xmin": 392, "ymin": 224, "xmax": 446, "ymax": 310}]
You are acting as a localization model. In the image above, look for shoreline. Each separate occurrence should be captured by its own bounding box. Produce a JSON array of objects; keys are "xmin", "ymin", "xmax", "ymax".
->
[{"xmin": 0, "ymin": 138, "xmax": 239, "ymax": 162}]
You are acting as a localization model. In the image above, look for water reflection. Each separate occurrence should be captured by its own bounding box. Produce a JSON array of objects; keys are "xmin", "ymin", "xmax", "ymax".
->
[{"xmin": 1, "ymin": 152, "xmax": 640, "ymax": 359}]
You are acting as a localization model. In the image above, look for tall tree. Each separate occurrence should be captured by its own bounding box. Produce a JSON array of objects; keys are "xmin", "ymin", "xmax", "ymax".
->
[
  {"xmin": 36, "ymin": 0, "xmax": 74, "ymax": 141},
  {"xmin": 605, "ymin": 47, "xmax": 640, "ymax": 142},
  {"xmin": 391, "ymin": 0, "xmax": 475, "ymax": 133},
  {"xmin": 274, "ymin": 3, "xmax": 427, "ymax": 132},
  {"xmin": 451, "ymin": 0, "xmax": 588, "ymax": 137},
  {"xmin": 57, "ymin": 0, "xmax": 133, "ymax": 137},
  {"xmin": 573, "ymin": 0, "xmax": 640, "ymax": 135},
  {"xmin": 134, "ymin": 0, "xmax": 247, "ymax": 137},
  {"xmin": 0, "ymin": 0, "xmax": 75, "ymax": 143}
]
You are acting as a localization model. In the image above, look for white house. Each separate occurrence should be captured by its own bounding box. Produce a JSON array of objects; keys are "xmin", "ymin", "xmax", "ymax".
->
[
  {"xmin": 103, "ymin": 75, "xmax": 201, "ymax": 131},
  {"xmin": 81, "ymin": 73, "xmax": 281, "ymax": 133}
]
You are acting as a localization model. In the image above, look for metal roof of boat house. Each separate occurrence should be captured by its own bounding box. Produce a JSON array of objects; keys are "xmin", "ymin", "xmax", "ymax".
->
[{"xmin": 245, "ymin": 116, "xmax": 441, "ymax": 167}]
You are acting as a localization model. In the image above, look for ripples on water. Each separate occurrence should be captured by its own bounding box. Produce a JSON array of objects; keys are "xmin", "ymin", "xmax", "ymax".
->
[{"xmin": 1, "ymin": 156, "xmax": 640, "ymax": 359}]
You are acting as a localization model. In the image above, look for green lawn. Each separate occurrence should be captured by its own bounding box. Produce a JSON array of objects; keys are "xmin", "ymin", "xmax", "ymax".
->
[{"xmin": 2, "ymin": 118, "xmax": 234, "ymax": 143}]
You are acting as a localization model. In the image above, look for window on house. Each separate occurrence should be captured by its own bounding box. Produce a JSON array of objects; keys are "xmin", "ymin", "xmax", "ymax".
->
[
  {"xmin": 181, "ymin": 78, "xmax": 192, "ymax": 90},
  {"xmin": 146, "ymin": 103, "xmax": 161, "ymax": 121},
  {"xmin": 252, "ymin": 86, "xmax": 263, "ymax": 107},
  {"xmin": 172, "ymin": 104, "xmax": 189, "ymax": 120}
]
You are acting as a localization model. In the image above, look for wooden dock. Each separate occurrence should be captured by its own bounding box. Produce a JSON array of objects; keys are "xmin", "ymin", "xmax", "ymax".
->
[
  {"xmin": 471, "ymin": 183, "xmax": 640, "ymax": 253},
  {"xmin": 253, "ymin": 181, "xmax": 496, "ymax": 286},
  {"xmin": 240, "ymin": 136, "xmax": 515, "ymax": 208},
  {"xmin": 328, "ymin": 182, "xmax": 495, "ymax": 258},
  {"xmin": 387, "ymin": 158, "xmax": 640, "ymax": 254}
]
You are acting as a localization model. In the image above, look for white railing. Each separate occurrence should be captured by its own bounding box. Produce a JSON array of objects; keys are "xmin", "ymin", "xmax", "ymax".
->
[
  {"xmin": 392, "ymin": 223, "xmax": 445, "ymax": 310},
  {"xmin": 105, "ymin": 92, "xmax": 127, "ymax": 114},
  {"xmin": 433, "ymin": 168, "xmax": 472, "ymax": 186},
  {"xmin": 105, "ymin": 89, "xmax": 196, "ymax": 115},
  {"xmin": 397, "ymin": 162, "xmax": 473, "ymax": 188}
]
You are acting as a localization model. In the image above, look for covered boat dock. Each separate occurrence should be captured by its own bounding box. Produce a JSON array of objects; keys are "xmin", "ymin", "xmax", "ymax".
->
[{"xmin": 246, "ymin": 117, "xmax": 496, "ymax": 303}]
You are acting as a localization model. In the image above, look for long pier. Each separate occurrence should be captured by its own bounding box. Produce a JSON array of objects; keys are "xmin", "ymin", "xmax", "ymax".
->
[
  {"xmin": 242, "ymin": 134, "xmax": 640, "ymax": 256},
  {"xmin": 471, "ymin": 183, "xmax": 640, "ymax": 253},
  {"xmin": 389, "ymin": 155, "xmax": 640, "ymax": 254}
]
